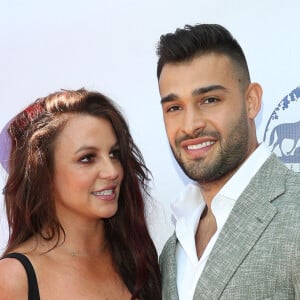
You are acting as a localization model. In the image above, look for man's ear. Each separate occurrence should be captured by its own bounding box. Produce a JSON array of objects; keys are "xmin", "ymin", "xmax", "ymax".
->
[{"xmin": 245, "ymin": 83, "xmax": 263, "ymax": 119}]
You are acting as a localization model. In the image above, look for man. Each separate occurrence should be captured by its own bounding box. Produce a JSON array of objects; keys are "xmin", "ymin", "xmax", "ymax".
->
[{"xmin": 156, "ymin": 23, "xmax": 300, "ymax": 299}]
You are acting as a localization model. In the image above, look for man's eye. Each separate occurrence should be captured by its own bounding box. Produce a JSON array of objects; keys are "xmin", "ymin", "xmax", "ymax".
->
[
  {"xmin": 166, "ymin": 105, "xmax": 181, "ymax": 113},
  {"xmin": 203, "ymin": 97, "xmax": 218, "ymax": 104},
  {"xmin": 79, "ymin": 153, "xmax": 95, "ymax": 163}
]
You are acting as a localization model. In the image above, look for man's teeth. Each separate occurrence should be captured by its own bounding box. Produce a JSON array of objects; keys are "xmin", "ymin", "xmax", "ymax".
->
[
  {"xmin": 187, "ymin": 141, "xmax": 215, "ymax": 150},
  {"xmin": 93, "ymin": 190, "xmax": 113, "ymax": 196}
]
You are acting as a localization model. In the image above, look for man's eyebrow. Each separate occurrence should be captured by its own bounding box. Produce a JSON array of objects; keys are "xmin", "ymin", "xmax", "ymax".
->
[
  {"xmin": 192, "ymin": 85, "xmax": 227, "ymax": 96},
  {"xmin": 160, "ymin": 85, "xmax": 227, "ymax": 104},
  {"xmin": 160, "ymin": 93, "xmax": 179, "ymax": 104}
]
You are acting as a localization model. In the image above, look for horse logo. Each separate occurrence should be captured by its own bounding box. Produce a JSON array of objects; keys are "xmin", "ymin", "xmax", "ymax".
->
[
  {"xmin": 269, "ymin": 121, "xmax": 300, "ymax": 156},
  {"xmin": 263, "ymin": 86, "xmax": 300, "ymax": 172}
]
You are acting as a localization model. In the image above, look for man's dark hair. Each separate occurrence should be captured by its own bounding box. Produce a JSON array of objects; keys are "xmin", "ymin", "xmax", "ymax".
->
[{"xmin": 156, "ymin": 23, "xmax": 250, "ymax": 87}]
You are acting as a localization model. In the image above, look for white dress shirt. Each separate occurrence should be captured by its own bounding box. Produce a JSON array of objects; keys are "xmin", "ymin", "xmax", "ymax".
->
[{"xmin": 171, "ymin": 143, "xmax": 271, "ymax": 300}]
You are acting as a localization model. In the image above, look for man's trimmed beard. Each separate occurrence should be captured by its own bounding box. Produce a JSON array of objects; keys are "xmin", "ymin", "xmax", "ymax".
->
[{"xmin": 171, "ymin": 110, "xmax": 249, "ymax": 184}]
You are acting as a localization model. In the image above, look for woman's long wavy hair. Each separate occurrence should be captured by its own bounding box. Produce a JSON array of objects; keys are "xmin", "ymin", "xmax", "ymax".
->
[{"xmin": 2, "ymin": 89, "xmax": 161, "ymax": 299}]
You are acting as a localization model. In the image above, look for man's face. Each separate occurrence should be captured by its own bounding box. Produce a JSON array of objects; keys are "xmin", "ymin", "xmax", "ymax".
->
[{"xmin": 159, "ymin": 53, "xmax": 252, "ymax": 184}]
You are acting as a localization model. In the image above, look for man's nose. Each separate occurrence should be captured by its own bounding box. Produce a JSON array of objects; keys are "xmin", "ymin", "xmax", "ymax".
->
[{"xmin": 182, "ymin": 107, "xmax": 205, "ymax": 137}]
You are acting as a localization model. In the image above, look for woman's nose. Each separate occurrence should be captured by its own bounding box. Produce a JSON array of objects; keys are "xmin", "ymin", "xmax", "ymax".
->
[{"xmin": 98, "ymin": 159, "xmax": 120, "ymax": 180}]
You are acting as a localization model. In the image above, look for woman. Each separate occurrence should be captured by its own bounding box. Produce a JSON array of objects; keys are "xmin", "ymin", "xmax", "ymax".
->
[{"xmin": 0, "ymin": 89, "xmax": 161, "ymax": 299}]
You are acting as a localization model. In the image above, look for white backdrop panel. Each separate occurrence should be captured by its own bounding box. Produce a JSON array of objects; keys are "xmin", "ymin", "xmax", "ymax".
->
[{"xmin": 1, "ymin": 0, "xmax": 300, "ymax": 253}]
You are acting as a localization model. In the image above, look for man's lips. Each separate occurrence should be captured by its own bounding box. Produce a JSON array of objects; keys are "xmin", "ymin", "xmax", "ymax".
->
[{"xmin": 180, "ymin": 138, "xmax": 216, "ymax": 150}]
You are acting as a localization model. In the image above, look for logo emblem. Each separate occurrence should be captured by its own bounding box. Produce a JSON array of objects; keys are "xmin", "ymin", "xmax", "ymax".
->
[
  {"xmin": 263, "ymin": 86, "xmax": 300, "ymax": 173},
  {"xmin": 0, "ymin": 122, "xmax": 11, "ymax": 172}
]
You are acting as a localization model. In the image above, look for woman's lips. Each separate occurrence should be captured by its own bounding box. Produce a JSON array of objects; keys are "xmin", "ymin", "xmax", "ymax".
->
[{"xmin": 91, "ymin": 185, "xmax": 117, "ymax": 200}]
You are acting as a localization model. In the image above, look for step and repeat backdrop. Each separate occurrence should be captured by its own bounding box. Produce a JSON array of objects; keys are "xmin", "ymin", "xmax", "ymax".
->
[{"xmin": 1, "ymin": 0, "xmax": 299, "ymax": 253}]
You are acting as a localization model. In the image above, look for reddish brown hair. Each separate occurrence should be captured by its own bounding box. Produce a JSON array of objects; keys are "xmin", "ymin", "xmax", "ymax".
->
[{"xmin": 3, "ymin": 89, "xmax": 161, "ymax": 299}]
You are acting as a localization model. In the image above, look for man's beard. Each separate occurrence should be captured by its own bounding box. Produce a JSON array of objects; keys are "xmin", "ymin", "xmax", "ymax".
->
[{"xmin": 171, "ymin": 111, "xmax": 249, "ymax": 184}]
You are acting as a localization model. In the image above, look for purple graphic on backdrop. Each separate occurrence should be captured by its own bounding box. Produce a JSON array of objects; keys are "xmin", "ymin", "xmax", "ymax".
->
[
  {"xmin": 263, "ymin": 86, "xmax": 300, "ymax": 172},
  {"xmin": 0, "ymin": 121, "xmax": 11, "ymax": 172}
]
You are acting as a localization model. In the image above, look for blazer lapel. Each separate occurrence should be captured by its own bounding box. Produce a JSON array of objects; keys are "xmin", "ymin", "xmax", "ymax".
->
[
  {"xmin": 161, "ymin": 233, "xmax": 180, "ymax": 300},
  {"xmin": 193, "ymin": 154, "xmax": 287, "ymax": 299}
]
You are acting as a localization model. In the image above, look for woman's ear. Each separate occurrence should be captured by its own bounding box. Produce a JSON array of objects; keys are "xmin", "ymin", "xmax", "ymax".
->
[{"xmin": 245, "ymin": 83, "xmax": 263, "ymax": 119}]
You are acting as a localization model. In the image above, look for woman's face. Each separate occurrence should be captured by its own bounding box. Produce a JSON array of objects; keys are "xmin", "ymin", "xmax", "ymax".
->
[{"xmin": 52, "ymin": 114, "xmax": 124, "ymax": 223}]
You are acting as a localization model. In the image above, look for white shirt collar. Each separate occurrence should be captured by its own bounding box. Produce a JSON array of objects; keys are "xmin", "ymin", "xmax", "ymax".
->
[
  {"xmin": 219, "ymin": 142, "xmax": 271, "ymax": 200},
  {"xmin": 171, "ymin": 142, "xmax": 271, "ymax": 225}
]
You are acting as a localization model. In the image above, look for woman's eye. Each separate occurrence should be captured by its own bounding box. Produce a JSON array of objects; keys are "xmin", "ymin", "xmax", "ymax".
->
[
  {"xmin": 109, "ymin": 149, "xmax": 121, "ymax": 160},
  {"xmin": 79, "ymin": 153, "xmax": 95, "ymax": 163}
]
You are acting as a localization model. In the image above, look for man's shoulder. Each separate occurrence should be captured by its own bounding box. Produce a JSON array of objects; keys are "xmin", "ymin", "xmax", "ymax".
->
[
  {"xmin": 160, "ymin": 232, "xmax": 176, "ymax": 254},
  {"xmin": 285, "ymin": 167, "xmax": 300, "ymax": 185},
  {"xmin": 159, "ymin": 233, "xmax": 176, "ymax": 263},
  {"xmin": 265, "ymin": 159, "xmax": 300, "ymax": 223},
  {"xmin": 255, "ymin": 154, "xmax": 300, "ymax": 192}
]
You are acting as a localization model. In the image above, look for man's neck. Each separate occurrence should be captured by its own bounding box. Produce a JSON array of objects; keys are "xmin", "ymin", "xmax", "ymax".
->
[{"xmin": 199, "ymin": 170, "xmax": 235, "ymax": 207}]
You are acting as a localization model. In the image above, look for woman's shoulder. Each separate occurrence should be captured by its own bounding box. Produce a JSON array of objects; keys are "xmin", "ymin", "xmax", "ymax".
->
[{"xmin": 0, "ymin": 254, "xmax": 28, "ymax": 298}]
